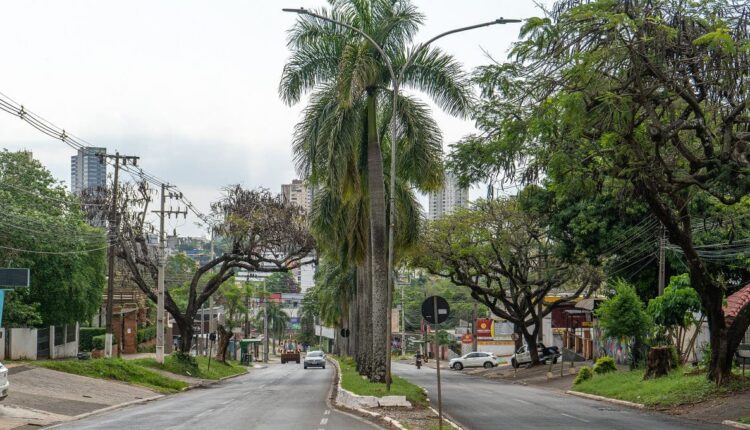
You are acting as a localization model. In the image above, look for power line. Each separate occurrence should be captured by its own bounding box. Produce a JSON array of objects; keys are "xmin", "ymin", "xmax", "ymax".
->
[{"xmin": 0, "ymin": 243, "xmax": 113, "ymax": 255}]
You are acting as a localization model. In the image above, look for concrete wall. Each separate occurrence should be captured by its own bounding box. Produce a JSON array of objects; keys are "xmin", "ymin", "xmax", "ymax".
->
[
  {"xmin": 0, "ymin": 328, "xmax": 4, "ymax": 359},
  {"xmin": 52, "ymin": 324, "xmax": 79, "ymax": 358},
  {"xmin": 9, "ymin": 328, "xmax": 37, "ymax": 360}
]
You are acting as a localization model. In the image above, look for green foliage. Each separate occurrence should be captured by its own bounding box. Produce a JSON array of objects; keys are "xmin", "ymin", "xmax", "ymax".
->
[
  {"xmin": 137, "ymin": 325, "xmax": 157, "ymax": 344},
  {"xmin": 647, "ymin": 274, "xmax": 702, "ymax": 333},
  {"xmin": 131, "ymin": 354, "xmax": 247, "ymax": 380},
  {"xmin": 596, "ymin": 280, "xmax": 650, "ymax": 342},
  {"xmin": 0, "ymin": 150, "xmax": 106, "ymax": 327},
  {"xmin": 35, "ymin": 358, "xmax": 188, "ymax": 393},
  {"xmin": 79, "ymin": 327, "xmax": 106, "ymax": 351},
  {"xmin": 593, "ymin": 356, "xmax": 617, "ymax": 374},
  {"xmin": 669, "ymin": 345, "xmax": 680, "ymax": 370},
  {"xmin": 91, "ymin": 334, "xmax": 106, "ymax": 351},
  {"xmin": 264, "ymin": 272, "xmax": 300, "ymax": 293},
  {"xmin": 573, "ymin": 368, "xmax": 749, "ymax": 406},
  {"xmin": 574, "ymin": 366, "xmax": 593, "ymax": 385}
]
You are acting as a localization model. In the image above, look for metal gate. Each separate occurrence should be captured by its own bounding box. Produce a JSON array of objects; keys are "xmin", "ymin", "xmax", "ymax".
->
[{"xmin": 37, "ymin": 327, "xmax": 50, "ymax": 359}]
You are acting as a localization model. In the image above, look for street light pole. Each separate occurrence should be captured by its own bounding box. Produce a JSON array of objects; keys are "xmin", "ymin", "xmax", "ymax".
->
[{"xmin": 282, "ymin": 7, "xmax": 521, "ymax": 389}]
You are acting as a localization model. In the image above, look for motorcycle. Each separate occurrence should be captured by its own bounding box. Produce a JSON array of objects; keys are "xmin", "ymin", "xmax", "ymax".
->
[{"xmin": 415, "ymin": 353, "xmax": 422, "ymax": 369}]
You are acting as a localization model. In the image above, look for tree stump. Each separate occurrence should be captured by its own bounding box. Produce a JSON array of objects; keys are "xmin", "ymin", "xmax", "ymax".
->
[{"xmin": 643, "ymin": 346, "xmax": 672, "ymax": 379}]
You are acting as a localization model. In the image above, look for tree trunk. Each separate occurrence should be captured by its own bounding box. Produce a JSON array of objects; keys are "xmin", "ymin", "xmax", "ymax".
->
[
  {"xmin": 365, "ymin": 89, "xmax": 389, "ymax": 384},
  {"xmin": 522, "ymin": 328, "xmax": 540, "ymax": 366},
  {"xmin": 175, "ymin": 318, "xmax": 194, "ymax": 354},
  {"xmin": 644, "ymin": 346, "xmax": 672, "ymax": 379},
  {"xmin": 217, "ymin": 324, "xmax": 231, "ymax": 363}
]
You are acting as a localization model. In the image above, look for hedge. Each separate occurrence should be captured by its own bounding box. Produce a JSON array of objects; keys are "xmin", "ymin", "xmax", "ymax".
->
[
  {"xmin": 80, "ymin": 327, "xmax": 106, "ymax": 351},
  {"xmin": 137, "ymin": 325, "xmax": 157, "ymax": 344},
  {"xmin": 92, "ymin": 334, "xmax": 106, "ymax": 351}
]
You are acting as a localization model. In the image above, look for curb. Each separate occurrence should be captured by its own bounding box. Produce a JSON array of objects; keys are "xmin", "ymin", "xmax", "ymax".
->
[
  {"xmin": 566, "ymin": 390, "xmax": 646, "ymax": 409},
  {"xmin": 429, "ymin": 406, "xmax": 463, "ymax": 430},
  {"xmin": 723, "ymin": 420, "xmax": 750, "ymax": 429},
  {"xmin": 327, "ymin": 357, "xmax": 407, "ymax": 430}
]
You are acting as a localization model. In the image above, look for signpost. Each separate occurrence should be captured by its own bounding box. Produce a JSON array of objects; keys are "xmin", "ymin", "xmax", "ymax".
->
[
  {"xmin": 0, "ymin": 269, "xmax": 30, "ymax": 326},
  {"xmin": 421, "ymin": 296, "xmax": 450, "ymax": 430}
]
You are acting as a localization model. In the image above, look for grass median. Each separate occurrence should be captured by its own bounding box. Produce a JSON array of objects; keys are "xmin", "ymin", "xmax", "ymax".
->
[
  {"xmin": 131, "ymin": 354, "xmax": 247, "ymax": 380},
  {"xmin": 335, "ymin": 356, "xmax": 428, "ymax": 407},
  {"xmin": 572, "ymin": 367, "xmax": 749, "ymax": 407},
  {"xmin": 35, "ymin": 358, "xmax": 189, "ymax": 393}
]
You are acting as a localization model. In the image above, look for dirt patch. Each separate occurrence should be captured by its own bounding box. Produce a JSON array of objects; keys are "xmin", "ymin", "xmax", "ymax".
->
[{"xmin": 665, "ymin": 388, "xmax": 750, "ymax": 425}]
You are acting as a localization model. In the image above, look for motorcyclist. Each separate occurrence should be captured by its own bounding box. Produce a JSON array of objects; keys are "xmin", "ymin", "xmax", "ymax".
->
[{"xmin": 415, "ymin": 352, "xmax": 422, "ymax": 369}]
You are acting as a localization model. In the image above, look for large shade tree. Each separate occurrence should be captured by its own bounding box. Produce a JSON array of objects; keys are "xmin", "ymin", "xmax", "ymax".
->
[
  {"xmin": 280, "ymin": 0, "xmax": 471, "ymax": 382},
  {"xmin": 449, "ymin": 0, "xmax": 750, "ymax": 383}
]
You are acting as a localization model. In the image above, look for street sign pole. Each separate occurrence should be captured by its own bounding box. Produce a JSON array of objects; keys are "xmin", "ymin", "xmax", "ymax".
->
[{"xmin": 433, "ymin": 297, "xmax": 443, "ymax": 430}]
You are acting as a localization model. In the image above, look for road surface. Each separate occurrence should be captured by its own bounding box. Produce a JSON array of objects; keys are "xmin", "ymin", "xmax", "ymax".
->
[
  {"xmin": 50, "ymin": 362, "xmax": 381, "ymax": 430},
  {"xmin": 393, "ymin": 362, "xmax": 721, "ymax": 430}
]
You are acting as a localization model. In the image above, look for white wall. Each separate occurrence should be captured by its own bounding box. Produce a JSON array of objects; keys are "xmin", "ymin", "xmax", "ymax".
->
[{"xmin": 9, "ymin": 328, "xmax": 37, "ymax": 360}]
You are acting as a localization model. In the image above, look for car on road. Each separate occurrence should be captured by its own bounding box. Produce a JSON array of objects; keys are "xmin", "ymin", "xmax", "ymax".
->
[
  {"xmin": 511, "ymin": 343, "xmax": 561, "ymax": 368},
  {"xmin": 0, "ymin": 361, "xmax": 8, "ymax": 400},
  {"xmin": 449, "ymin": 352, "xmax": 498, "ymax": 370},
  {"xmin": 303, "ymin": 351, "xmax": 326, "ymax": 369}
]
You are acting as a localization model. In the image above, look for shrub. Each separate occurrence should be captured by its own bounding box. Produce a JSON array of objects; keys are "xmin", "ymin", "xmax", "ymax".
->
[
  {"xmin": 137, "ymin": 325, "xmax": 156, "ymax": 344},
  {"xmin": 79, "ymin": 327, "xmax": 106, "ymax": 351},
  {"xmin": 574, "ymin": 366, "xmax": 593, "ymax": 385},
  {"xmin": 593, "ymin": 356, "xmax": 617, "ymax": 374},
  {"xmin": 668, "ymin": 345, "xmax": 680, "ymax": 369},
  {"xmin": 91, "ymin": 334, "xmax": 106, "ymax": 350}
]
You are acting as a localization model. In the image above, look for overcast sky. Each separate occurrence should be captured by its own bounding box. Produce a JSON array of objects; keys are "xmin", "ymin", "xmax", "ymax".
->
[{"xmin": 0, "ymin": 0, "xmax": 545, "ymax": 237}]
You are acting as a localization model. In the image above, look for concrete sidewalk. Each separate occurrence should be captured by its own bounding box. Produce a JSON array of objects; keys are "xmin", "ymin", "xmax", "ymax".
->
[{"xmin": 1, "ymin": 365, "xmax": 161, "ymax": 430}]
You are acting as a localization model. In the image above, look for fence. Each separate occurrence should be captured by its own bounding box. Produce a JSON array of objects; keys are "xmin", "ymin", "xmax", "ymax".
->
[{"xmin": 2, "ymin": 323, "xmax": 79, "ymax": 360}]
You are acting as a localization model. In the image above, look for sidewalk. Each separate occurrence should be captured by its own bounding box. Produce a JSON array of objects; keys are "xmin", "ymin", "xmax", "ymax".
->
[{"xmin": 2, "ymin": 365, "xmax": 161, "ymax": 429}]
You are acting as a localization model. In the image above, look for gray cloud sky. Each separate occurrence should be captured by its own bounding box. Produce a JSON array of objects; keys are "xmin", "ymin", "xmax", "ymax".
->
[{"xmin": 0, "ymin": 0, "xmax": 544, "ymax": 237}]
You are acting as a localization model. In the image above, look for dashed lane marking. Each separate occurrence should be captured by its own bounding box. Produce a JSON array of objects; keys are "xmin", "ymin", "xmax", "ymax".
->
[
  {"xmin": 324, "ymin": 410, "xmax": 330, "ymax": 415},
  {"xmin": 320, "ymin": 418, "xmax": 328, "ymax": 425},
  {"xmin": 561, "ymin": 412, "xmax": 590, "ymax": 423}
]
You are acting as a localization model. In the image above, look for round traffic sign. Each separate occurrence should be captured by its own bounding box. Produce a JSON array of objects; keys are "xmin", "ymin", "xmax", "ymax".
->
[{"xmin": 421, "ymin": 296, "xmax": 450, "ymax": 325}]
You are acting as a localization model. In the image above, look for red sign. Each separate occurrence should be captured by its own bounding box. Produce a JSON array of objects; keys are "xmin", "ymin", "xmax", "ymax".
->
[
  {"xmin": 476, "ymin": 319, "xmax": 493, "ymax": 339},
  {"xmin": 461, "ymin": 333, "xmax": 473, "ymax": 344}
]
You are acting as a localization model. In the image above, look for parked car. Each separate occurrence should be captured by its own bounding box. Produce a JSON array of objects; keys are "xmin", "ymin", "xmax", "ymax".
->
[
  {"xmin": 0, "ymin": 362, "xmax": 8, "ymax": 400},
  {"xmin": 304, "ymin": 351, "xmax": 326, "ymax": 369},
  {"xmin": 449, "ymin": 352, "xmax": 498, "ymax": 370},
  {"xmin": 511, "ymin": 343, "xmax": 561, "ymax": 368}
]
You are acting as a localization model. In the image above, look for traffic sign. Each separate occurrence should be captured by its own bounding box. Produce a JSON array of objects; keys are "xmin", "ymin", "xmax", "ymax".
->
[
  {"xmin": 421, "ymin": 296, "xmax": 450, "ymax": 325},
  {"xmin": 340, "ymin": 328, "xmax": 350, "ymax": 338},
  {"xmin": 0, "ymin": 268, "xmax": 29, "ymax": 289}
]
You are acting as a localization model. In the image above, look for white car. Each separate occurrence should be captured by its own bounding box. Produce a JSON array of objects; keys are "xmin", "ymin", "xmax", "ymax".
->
[
  {"xmin": 303, "ymin": 351, "xmax": 326, "ymax": 369},
  {"xmin": 0, "ymin": 362, "xmax": 8, "ymax": 400},
  {"xmin": 449, "ymin": 352, "xmax": 498, "ymax": 370}
]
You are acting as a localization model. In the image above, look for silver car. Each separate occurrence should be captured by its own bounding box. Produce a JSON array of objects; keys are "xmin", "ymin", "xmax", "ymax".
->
[
  {"xmin": 0, "ymin": 362, "xmax": 8, "ymax": 400},
  {"xmin": 449, "ymin": 352, "xmax": 498, "ymax": 370},
  {"xmin": 303, "ymin": 351, "xmax": 326, "ymax": 369}
]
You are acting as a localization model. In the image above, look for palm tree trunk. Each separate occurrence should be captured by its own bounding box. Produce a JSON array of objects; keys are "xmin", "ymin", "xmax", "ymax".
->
[{"xmin": 365, "ymin": 89, "xmax": 389, "ymax": 384}]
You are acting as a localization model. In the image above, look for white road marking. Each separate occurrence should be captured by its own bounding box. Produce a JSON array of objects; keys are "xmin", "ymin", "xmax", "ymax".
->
[
  {"xmin": 324, "ymin": 410, "xmax": 330, "ymax": 415},
  {"xmin": 561, "ymin": 413, "xmax": 590, "ymax": 423},
  {"xmin": 513, "ymin": 398, "xmax": 532, "ymax": 405},
  {"xmin": 320, "ymin": 418, "xmax": 328, "ymax": 425}
]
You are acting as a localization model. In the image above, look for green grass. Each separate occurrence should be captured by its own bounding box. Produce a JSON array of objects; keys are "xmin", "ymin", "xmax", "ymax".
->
[
  {"xmin": 131, "ymin": 354, "xmax": 247, "ymax": 380},
  {"xmin": 573, "ymin": 367, "xmax": 750, "ymax": 407},
  {"xmin": 335, "ymin": 356, "xmax": 428, "ymax": 407},
  {"xmin": 738, "ymin": 417, "xmax": 750, "ymax": 424},
  {"xmin": 35, "ymin": 358, "xmax": 189, "ymax": 393}
]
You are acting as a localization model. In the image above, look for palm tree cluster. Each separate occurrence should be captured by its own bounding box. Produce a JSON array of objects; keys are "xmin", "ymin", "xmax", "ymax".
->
[{"xmin": 280, "ymin": 0, "xmax": 471, "ymax": 383}]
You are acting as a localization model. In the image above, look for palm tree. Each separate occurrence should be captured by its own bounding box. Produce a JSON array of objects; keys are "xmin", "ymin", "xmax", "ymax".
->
[
  {"xmin": 280, "ymin": 0, "xmax": 470, "ymax": 383},
  {"xmin": 257, "ymin": 302, "xmax": 290, "ymax": 355}
]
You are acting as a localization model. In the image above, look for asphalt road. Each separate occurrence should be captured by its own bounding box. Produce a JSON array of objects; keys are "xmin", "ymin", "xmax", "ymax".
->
[
  {"xmin": 49, "ymin": 362, "xmax": 381, "ymax": 430},
  {"xmin": 392, "ymin": 362, "xmax": 721, "ymax": 430}
]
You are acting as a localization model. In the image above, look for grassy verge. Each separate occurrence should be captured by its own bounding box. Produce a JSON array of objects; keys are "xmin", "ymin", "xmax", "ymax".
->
[
  {"xmin": 35, "ymin": 358, "xmax": 188, "ymax": 393},
  {"xmin": 131, "ymin": 354, "xmax": 247, "ymax": 380},
  {"xmin": 335, "ymin": 356, "xmax": 428, "ymax": 407},
  {"xmin": 738, "ymin": 417, "xmax": 750, "ymax": 424},
  {"xmin": 573, "ymin": 368, "xmax": 749, "ymax": 407}
]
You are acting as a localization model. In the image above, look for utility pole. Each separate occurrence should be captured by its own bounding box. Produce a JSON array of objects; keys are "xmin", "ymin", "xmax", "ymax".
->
[
  {"xmin": 400, "ymin": 282, "xmax": 406, "ymax": 356},
  {"xmin": 263, "ymin": 280, "xmax": 269, "ymax": 363},
  {"xmin": 658, "ymin": 225, "xmax": 666, "ymax": 295},
  {"xmin": 472, "ymin": 302, "xmax": 478, "ymax": 353},
  {"xmin": 153, "ymin": 184, "xmax": 185, "ymax": 364},
  {"xmin": 100, "ymin": 152, "xmax": 139, "ymax": 358}
]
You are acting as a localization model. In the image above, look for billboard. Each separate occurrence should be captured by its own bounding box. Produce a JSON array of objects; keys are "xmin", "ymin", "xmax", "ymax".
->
[{"xmin": 476, "ymin": 319, "xmax": 494, "ymax": 339}]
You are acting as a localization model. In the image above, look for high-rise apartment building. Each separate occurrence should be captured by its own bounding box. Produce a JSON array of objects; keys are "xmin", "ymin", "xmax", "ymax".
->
[
  {"xmin": 281, "ymin": 179, "xmax": 314, "ymax": 213},
  {"xmin": 428, "ymin": 171, "xmax": 469, "ymax": 220},
  {"xmin": 71, "ymin": 147, "xmax": 107, "ymax": 194}
]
